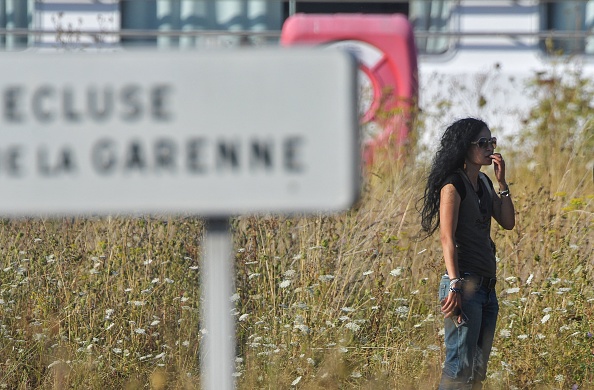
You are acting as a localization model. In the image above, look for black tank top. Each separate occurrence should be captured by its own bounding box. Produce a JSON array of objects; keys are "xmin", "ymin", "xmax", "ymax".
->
[{"xmin": 443, "ymin": 170, "xmax": 496, "ymax": 277}]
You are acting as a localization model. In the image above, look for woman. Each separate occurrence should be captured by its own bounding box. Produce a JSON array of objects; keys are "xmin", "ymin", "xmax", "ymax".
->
[{"xmin": 420, "ymin": 118, "xmax": 515, "ymax": 389}]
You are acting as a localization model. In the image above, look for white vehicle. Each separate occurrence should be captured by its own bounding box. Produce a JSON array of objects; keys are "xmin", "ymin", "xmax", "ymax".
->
[{"xmin": 3, "ymin": 1, "xmax": 591, "ymax": 142}]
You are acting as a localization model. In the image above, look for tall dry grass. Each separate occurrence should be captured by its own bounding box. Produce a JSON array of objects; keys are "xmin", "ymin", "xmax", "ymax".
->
[{"xmin": 0, "ymin": 65, "xmax": 592, "ymax": 389}]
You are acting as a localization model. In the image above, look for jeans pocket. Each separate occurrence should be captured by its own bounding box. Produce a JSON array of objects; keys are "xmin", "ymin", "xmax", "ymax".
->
[{"xmin": 438, "ymin": 277, "xmax": 449, "ymax": 301}]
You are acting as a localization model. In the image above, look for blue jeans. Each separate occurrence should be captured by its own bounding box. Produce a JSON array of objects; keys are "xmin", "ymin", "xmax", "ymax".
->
[{"xmin": 438, "ymin": 275, "xmax": 499, "ymax": 390}]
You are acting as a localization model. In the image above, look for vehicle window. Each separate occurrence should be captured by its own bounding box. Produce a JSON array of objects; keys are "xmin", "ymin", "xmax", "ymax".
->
[
  {"xmin": 0, "ymin": 2, "xmax": 31, "ymax": 50},
  {"xmin": 541, "ymin": 0, "xmax": 594, "ymax": 55},
  {"xmin": 121, "ymin": 0, "xmax": 282, "ymax": 48},
  {"xmin": 409, "ymin": 0, "xmax": 455, "ymax": 55},
  {"xmin": 282, "ymin": 1, "xmax": 408, "ymax": 18}
]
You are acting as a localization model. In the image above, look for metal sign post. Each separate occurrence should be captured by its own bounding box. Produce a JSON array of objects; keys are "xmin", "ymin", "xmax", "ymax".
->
[{"xmin": 202, "ymin": 218, "xmax": 234, "ymax": 390}]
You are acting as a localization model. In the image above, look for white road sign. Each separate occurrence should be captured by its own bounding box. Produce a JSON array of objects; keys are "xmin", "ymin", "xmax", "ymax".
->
[{"xmin": 0, "ymin": 49, "xmax": 359, "ymax": 216}]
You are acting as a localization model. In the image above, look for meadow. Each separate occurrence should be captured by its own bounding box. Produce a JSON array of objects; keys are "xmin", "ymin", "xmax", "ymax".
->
[{"xmin": 0, "ymin": 65, "xmax": 593, "ymax": 389}]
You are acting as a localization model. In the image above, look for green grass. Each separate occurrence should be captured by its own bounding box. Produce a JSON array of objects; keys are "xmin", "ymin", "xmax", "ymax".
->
[{"xmin": 0, "ymin": 65, "xmax": 593, "ymax": 389}]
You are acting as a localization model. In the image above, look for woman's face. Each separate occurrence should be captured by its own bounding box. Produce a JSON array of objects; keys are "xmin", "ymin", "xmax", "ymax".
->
[{"xmin": 466, "ymin": 126, "xmax": 495, "ymax": 166}]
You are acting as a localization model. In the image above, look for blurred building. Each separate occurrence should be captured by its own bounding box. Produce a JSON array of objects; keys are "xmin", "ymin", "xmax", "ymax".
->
[{"xmin": 2, "ymin": 1, "xmax": 591, "ymax": 54}]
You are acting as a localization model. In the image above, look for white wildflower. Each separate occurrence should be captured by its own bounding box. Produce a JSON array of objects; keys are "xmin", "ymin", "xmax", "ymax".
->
[
  {"xmin": 506, "ymin": 287, "xmax": 520, "ymax": 294},
  {"xmin": 143, "ymin": 259, "xmax": 153, "ymax": 265},
  {"xmin": 554, "ymin": 374, "xmax": 564, "ymax": 382},
  {"xmin": 543, "ymin": 307, "xmax": 553, "ymax": 313},
  {"xmin": 341, "ymin": 307, "xmax": 356, "ymax": 313},
  {"xmin": 319, "ymin": 274, "xmax": 335, "ymax": 282},
  {"xmin": 339, "ymin": 316, "xmax": 350, "ymax": 322},
  {"xmin": 182, "ymin": 340, "xmax": 190, "ymax": 347},
  {"xmin": 134, "ymin": 328, "xmax": 146, "ymax": 334},
  {"xmin": 291, "ymin": 376, "xmax": 302, "ymax": 386},
  {"xmin": 536, "ymin": 333, "xmax": 546, "ymax": 340},
  {"xmin": 150, "ymin": 320, "xmax": 161, "ymax": 326},
  {"xmin": 363, "ymin": 270, "xmax": 373, "ymax": 276},
  {"xmin": 294, "ymin": 324, "xmax": 310, "ymax": 334},
  {"xmin": 238, "ymin": 314, "xmax": 249, "ymax": 322},
  {"xmin": 105, "ymin": 309, "xmax": 114, "ymax": 319},
  {"xmin": 395, "ymin": 306, "xmax": 409, "ymax": 316},
  {"xmin": 248, "ymin": 273, "xmax": 261, "ymax": 280},
  {"xmin": 164, "ymin": 278, "xmax": 174, "ymax": 284},
  {"xmin": 351, "ymin": 371, "xmax": 362, "ymax": 378},
  {"xmin": 499, "ymin": 329, "xmax": 511, "ymax": 338},
  {"xmin": 390, "ymin": 268, "xmax": 403, "ymax": 277},
  {"xmin": 151, "ymin": 278, "xmax": 160, "ymax": 284},
  {"xmin": 279, "ymin": 280, "xmax": 291, "ymax": 289},
  {"xmin": 154, "ymin": 352, "xmax": 166, "ymax": 359},
  {"xmin": 526, "ymin": 274, "xmax": 534, "ymax": 285},
  {"xmin": 505, "ymin": 276, "xmax": 517, "ymax": 283},
  {"xmin": 517, "ymin": 334, "xmax": 528, "ymax": 340},
  {"xmin": 230, "ymin": 293, "xmax": 240, "ymax": 302},
  {"xmin": 345, "ymin": 322, "xmax": 360, "ymax": 332},
  {"xmin": 113, "ymin": 348, "xmax": 123, "ymax": 354},
  {"xmin": 284, "ymin": 269, "xmax": 297, "ymax": 278},
  {"xmin": 541, "ymin": 314, "xmax": 551, "ymax": 324}
]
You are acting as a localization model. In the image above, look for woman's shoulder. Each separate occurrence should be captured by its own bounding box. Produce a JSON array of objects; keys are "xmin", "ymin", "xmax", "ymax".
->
[{"xmin": 442, "ymin": 171, "xmax": 466, "ymax": 201}]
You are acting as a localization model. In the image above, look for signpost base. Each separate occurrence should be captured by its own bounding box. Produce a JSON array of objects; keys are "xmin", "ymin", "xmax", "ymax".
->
[{"xmin": 201, "ymin": 218, "xmax": 235, "ymax": 390}]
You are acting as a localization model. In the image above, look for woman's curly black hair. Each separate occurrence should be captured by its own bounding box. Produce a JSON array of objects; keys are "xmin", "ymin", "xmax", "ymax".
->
[{"xmin": 419, "ymin": 117, "xmax": 489, "ymax": 236}]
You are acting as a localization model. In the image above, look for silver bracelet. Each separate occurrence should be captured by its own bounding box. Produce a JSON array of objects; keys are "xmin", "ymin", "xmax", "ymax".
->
[
  {"xmin": 449, "ymin": 278, "xmax": 463, "ymax": 288},
  {"xmin": 498, "ymin": 189, "xmax": 510, "ymax": 197}
]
